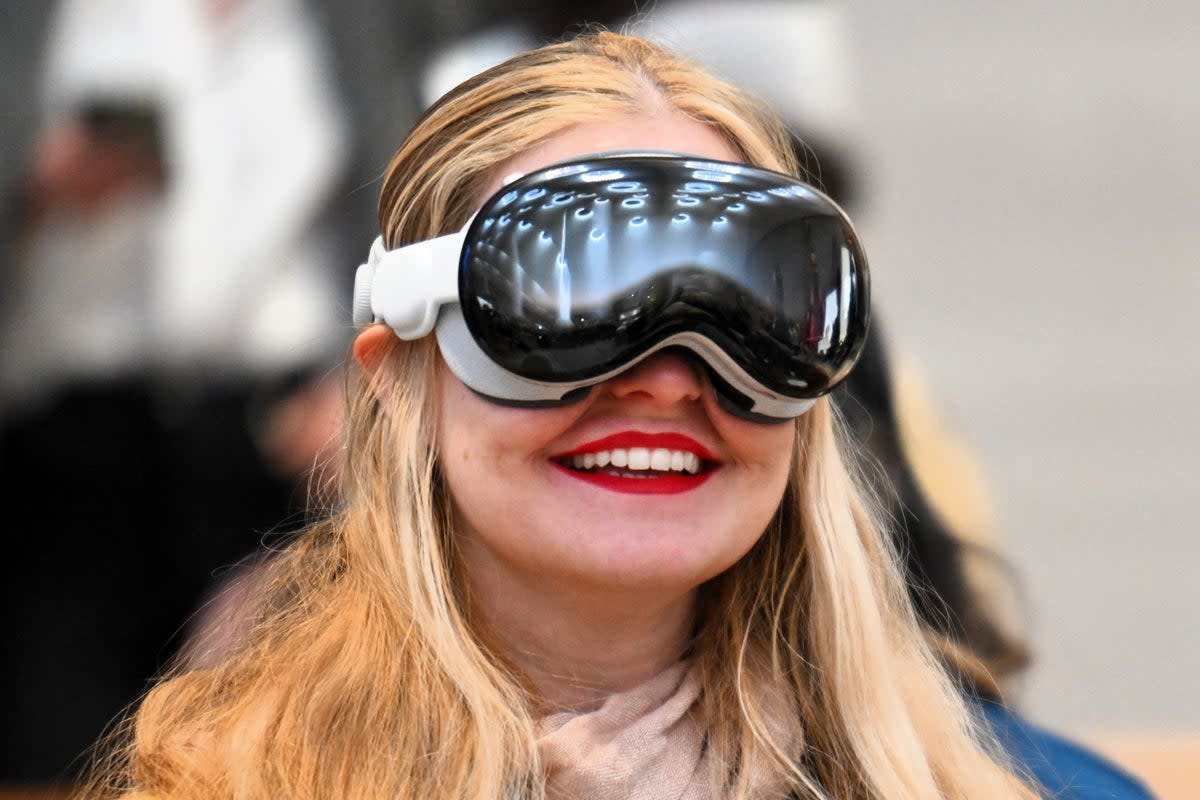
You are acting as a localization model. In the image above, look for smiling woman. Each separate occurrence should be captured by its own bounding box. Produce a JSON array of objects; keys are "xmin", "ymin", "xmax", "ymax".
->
[{"xmin": 78, "ymin": 31, "xmax": 1139, "ymax": 800}]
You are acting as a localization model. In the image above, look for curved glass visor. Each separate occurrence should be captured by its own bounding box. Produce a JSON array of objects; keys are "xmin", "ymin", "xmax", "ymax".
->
[{"xmin": 460, "ymin": 155, "xmax": 869, "ymax": 400}]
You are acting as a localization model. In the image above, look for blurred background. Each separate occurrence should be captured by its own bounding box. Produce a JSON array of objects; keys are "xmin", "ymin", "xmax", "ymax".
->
[
  {"xmin": 1, "ymin": 0, "xmax": 1195, "ymax": 797},
  {"xmin": 849, "ymin": 3, "xmax": 1199, "ymax": 795}
]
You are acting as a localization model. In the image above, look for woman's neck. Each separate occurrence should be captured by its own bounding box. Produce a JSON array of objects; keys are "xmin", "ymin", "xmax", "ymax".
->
[{"xmin": 461, "ymin": 542, "xmax": 697, "ymax": 712}]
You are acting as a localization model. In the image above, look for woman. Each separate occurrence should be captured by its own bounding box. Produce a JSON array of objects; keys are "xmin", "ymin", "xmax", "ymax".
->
[{"xmin": 86, "ymin": 32, "xmax": 1144, "ymax": 800}]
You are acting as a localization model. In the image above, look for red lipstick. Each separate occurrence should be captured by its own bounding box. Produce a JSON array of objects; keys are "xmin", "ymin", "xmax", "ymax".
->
[
  {"xmin": 552, "ymin": 431, "xmax": 718, "ymax": 495},
  {"xmin": 555, "ymin": 432, "xmax": 717, "ymax": 461}
]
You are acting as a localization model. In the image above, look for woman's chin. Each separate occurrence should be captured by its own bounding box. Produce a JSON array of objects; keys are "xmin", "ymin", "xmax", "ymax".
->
[{"xmin": 537, "ymin": 520, "xmax": 754, "ymax": 593}]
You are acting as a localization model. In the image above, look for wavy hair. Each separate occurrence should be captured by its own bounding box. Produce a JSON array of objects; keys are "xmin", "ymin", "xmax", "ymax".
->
[{"xmin": 82, "ymin": 32, "xmax": 1039, "ymax": 800}]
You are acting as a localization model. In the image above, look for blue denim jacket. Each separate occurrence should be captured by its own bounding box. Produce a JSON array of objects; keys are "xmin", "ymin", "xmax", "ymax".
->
[{"xmin": 978, "ymin": 700, "xmax": 1157, "ymax": 799}]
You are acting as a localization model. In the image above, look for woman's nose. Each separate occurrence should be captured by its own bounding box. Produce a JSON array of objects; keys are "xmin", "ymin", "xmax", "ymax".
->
[{"xmin": 603, "ymin": 350, "xmax": 705, "ymax": 409}]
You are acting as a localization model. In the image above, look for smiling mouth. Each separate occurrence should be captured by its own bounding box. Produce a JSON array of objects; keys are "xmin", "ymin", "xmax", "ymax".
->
[
  {"xmin": 562, "ymin": 446, "xmax": 706, "ymax": 476},
  {"xmin": 552, "ymin": 439, "xmax": 717, "ymax": 494}
]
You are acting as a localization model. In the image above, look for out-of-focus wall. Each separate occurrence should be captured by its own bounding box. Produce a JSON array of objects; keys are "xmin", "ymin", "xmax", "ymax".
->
[
  {"xmin": 0, "ymin": 6, "xmax": 55, "ymax": 250},
  {"xmin": 849, "ymin": 0, "xmax": 1199, "ymax": 736}
]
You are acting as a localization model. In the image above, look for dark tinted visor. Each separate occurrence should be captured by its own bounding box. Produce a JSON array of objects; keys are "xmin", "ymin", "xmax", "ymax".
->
[{"xmin": 459, "ymin": 155, "xmax": 869, "ymax": 399}]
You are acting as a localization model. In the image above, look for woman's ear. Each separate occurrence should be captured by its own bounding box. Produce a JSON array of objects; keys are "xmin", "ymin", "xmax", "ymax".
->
[{"xmin": 352, "ymin": 324, "xmax": 393, "ymax": 376}]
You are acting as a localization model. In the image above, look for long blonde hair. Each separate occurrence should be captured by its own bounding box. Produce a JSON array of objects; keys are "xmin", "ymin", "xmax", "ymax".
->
[{"xmin": 83, "ymin": 32, "xmax": 1039, "ymax": 800}]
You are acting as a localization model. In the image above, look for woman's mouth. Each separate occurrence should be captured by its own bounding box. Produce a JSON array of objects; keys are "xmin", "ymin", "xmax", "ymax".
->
[
  {"xmin": 565, "ymin": 447, "xmax": 704, "ymax": 475},
  {"xmin": 552, "ymin": 433, "xmax": 718, "ymax": 494}
]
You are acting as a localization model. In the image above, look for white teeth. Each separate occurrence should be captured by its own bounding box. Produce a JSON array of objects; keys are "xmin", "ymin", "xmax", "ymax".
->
[
  {"xmin": 627, "ymin": 447, "xmax": 651, "ymax": 470},
  {"xmin": 566, "ymin": 447, "xmax": 707, "ymax": 474}
]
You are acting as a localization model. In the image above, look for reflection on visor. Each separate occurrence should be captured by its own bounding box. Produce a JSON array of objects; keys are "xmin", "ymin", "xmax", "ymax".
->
[{"xmin": 460, "ymin": 156, "xmax": 869, "ymax": 400}]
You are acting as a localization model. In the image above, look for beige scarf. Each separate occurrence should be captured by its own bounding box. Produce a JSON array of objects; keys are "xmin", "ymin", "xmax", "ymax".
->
[{"xmin": 537, "ymin": 660, "xmax": 794, "ymax": 800}]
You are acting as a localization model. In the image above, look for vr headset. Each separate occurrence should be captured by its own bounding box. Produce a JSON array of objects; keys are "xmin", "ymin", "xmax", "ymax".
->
[{"xmin": 353, "ymin": 152, "xmax": 870, "ymax": 421}]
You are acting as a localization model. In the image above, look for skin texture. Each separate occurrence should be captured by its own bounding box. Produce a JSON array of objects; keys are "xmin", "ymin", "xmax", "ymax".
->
[{"xmin": 357, "ymin": 111, "xmax": 796, "ymax": 710}]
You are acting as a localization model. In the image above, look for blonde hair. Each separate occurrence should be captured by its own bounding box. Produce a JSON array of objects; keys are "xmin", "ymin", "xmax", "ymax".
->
[{"xmin": 82, "ymin": 32, "xmax": 1039, "ymax": 800}]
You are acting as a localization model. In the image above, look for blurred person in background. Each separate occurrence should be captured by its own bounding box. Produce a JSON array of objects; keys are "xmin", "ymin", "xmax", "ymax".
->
[{"xmin": 1, "ymin": 0, "xmax": 348, "ymax": 786}]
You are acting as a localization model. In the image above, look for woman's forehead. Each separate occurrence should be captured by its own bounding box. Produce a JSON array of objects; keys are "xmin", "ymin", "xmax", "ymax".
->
[{"xmin": 477, "ymin": 112, "xmax": 738, "ymax": 207}]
